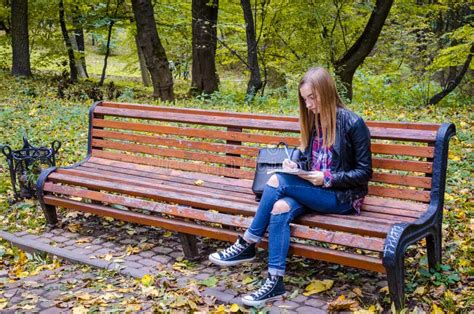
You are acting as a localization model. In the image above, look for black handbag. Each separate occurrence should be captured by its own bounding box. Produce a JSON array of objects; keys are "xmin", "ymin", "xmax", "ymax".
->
[{"xmin": 252, "ymin": 142, "xmax": 301, "ymax": 201}]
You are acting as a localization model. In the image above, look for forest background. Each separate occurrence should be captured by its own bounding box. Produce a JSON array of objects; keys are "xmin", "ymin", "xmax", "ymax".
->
[{"xmin": 0, "ymin": 0, "xmax": 472, "ymax": 312}]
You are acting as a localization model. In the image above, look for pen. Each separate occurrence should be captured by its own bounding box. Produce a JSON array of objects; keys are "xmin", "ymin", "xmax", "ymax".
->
[{"xmin": 284, "ymin": 145, "xmax": 291, "ymax": 160}]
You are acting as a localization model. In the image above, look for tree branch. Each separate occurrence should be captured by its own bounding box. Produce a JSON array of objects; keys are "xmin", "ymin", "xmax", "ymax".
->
[
  {"xmin": 216, "ymin": 29, "xmax": 249, "ymax": 68},
  {"xmin": 428, "ymin": 44, "xmax": 473, "ymax": 106},
  {"xmin": 335, "ymin": 0, "xmax": 393, "ymax": 73}
]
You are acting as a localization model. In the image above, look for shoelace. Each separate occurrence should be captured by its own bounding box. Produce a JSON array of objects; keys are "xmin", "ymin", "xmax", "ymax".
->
[
  {"xmin": 252, "ymin": 278, "xmax": 276, "ymax": 298},
  {"xmin": 220, "ymin": 241, "xmax": 245, "ymax": 259}
]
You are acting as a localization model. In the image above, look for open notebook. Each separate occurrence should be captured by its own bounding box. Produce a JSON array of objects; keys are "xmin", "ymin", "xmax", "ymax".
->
[{"xmin": 266, "ymin": 168, "xmax": 311, "ymax": 175}]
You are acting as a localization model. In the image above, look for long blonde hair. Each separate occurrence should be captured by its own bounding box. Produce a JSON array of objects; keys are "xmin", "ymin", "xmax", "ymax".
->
[{"xmin": 298, "ymin": 67, "xmax": 345, "ymax": 151}]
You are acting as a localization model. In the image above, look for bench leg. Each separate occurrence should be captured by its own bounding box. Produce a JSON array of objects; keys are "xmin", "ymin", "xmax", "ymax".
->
[
  {"xmin": 426, "ymin": 229, "xmax": 442, "ymax": 270},
  {"xmin": 386, "ymin": 253, "xmax": 405, "ymax": 310},
  {"xmin": 36, "ymin": 167, "xmax": 58, "ymax": 228},
  {"xmin": 178, "ymin": 233, "xmax": 199, "ymax": 260},
  {"xmin": 41, "ymin": 204, "xmax": 58, "ymax": 228}
]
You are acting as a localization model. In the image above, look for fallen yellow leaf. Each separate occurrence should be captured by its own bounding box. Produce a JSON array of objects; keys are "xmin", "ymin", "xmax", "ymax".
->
[
  {"xmin": 103, "ymin": 254, "xmax": 113, "ymax": 261},
  {"xmin": 352, "ymin": 287, "xmax": 363, "ymax": 297},
  {"xmin": 229, "ymin": 303, "xmax": 240, "ymax": 312},
  {"xmin": 303, "ymin": 279, "xmax": 334, "ymax": 296},
  {"xmin": 67, "ymin": 223, "xmax": 81, "ymax": 233},
  {"xmin": 72, "ymin": 305, "xmax": 88, "ymax": 314},
  {"xmin": 414, "ymin": 285, "xmax": 426, "ymax": 295},
  {"xmin": 242, "ymin": 276, "xmax": 254, "ymax": 284},
  {"xmin": 194, "ymin": 179, "xmax": 205, "ymax": 186},
  {"xmin": 76, "ymin": 292, "xmax": 92, "ymax": 301},
  {"xmin": 328, "ymin": 295, "xmax": 359, "ymax": 311},
  {"xmin": 213, "ymin": 304, "xmax": 226, "ymax": 314},
  {"xmin": 431, "ymin": 303, "xmax": 445, "ymax": 314},
  {"xmin": 141, "ymin": 274, "xmax": 154, "ymax": 287},
  {"xmin": 0, "ymin": 298, "xmax": 7, "ymax": 310},
  {"xmin": 75, "ymin": 237, "xmax": 92, "ymax": 244}
]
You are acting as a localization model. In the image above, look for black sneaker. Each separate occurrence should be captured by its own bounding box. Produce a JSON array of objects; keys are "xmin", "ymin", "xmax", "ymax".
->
[
  {"xmin": 241, "ymin": 274, "xmax": 286, "ymax": 307},
  {"xmin": 208, "ymin": 236, "xmax": 256, "ymax": 266}
]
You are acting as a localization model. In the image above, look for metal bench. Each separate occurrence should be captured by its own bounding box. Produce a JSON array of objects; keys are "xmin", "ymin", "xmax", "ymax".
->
[{"xmin": 37, "ymin": 101, "xmax": 455, "ymax": 308}]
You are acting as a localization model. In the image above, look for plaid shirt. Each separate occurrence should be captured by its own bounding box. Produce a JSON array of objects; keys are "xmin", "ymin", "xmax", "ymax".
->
[{"xmin": 311, "ymin": 130, "xmax": 364, "ymax": 214}]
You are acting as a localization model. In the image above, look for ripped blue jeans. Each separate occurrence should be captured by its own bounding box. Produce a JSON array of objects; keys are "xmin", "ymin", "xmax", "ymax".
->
[{"xmin": 243, "ymin": 173, "xmax": 353, "ymax": 276}]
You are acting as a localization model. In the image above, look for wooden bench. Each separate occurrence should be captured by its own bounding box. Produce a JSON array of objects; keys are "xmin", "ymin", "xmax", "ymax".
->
[{"xmin": 37, "ymin": 101, "xmax": 455, "ymax": 308}]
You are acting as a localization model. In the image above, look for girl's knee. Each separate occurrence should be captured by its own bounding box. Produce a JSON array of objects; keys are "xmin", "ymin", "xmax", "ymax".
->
[
  {"xmin": 267, "ymin": 174, "xmax": 279, "ymax": 188},
  {"xmin": 271, "ymin": 199, "xmax": 290, "ymax": 215}
]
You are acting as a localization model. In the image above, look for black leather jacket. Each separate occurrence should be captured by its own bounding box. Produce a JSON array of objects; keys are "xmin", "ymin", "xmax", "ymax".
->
[{"xmin": 296, "ymin": 107, "xmax": 373, "ymax": 204}]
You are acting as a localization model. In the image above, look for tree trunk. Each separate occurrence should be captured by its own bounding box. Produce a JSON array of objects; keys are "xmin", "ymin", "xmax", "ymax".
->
[
  {"xmin": 241, "ymin": 0, "xmax": 262, "ymax": 100},
  {"xmin": 333, "ymin": 0, "xmax": 393, "ymax": 101},
  {"xmin": 428, "ymin": 44, "xmax": 473, "ymax": 105},
  {"xmin": 99, "ymin": 19, "xmax": 115, "ymax": 86},
  {"xmin": 11, "ymin": 0, "xmax": 32, "ymax": 77},
  {"xmin": 131, "ymin": 0, "xmax": 174, "ymax": 101},
  {"xmin": 72, "ymin": 10, "xmax": 88, "ymax": 78},
  {"xmin": 59, "ymin": 0, "xmax": 78, "ymax": 82},
  {"xmin": 135, "ymin": 36, "xmax": 151, "ymax": 86},
  {"xmin": 190, "ymin": 0, "xmax": 219, "ymax": 95}
]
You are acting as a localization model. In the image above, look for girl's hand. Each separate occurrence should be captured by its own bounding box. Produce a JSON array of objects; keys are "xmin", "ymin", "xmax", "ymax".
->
[
  {"xmin": 298, "ymin": 171, "xmax": 324, "ymax": 186},
  {"xmin": 282, "ymin": 159, "xmax": 298, "ymax": 170}
]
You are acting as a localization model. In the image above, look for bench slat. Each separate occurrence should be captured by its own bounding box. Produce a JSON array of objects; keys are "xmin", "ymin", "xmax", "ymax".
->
[
  {"xmin": 49, "ymin": 172, "xmax": 253, "ymax": 213},
  {"xmin": 58, "ymin": 168, "xmax": 257, "ymax": 205},
  {"xmin": 373, "ymin": 158, "xmax": 432, "ymax": 173},
  {"xmin": 368, "ymin": 127, "xmax": 437, "ymax": 142},
  {"xmin": 371, "ymin": 172, "xmax": 431, "ymax": 189},
  {"xmin": 296, "ymin": 215, "xmax": 391, "ymax": 238},
  {"xmin": 92, "ymin": 128, "xmax": 260, "ymax": 156},
  {"xmin": 78, "ymin": 164, "xmax": 255, "ymax": 198},
  {"xmin": 44, "ymin": 183, "xmax": 385, "ymax": 252},
  {"xmin": 371, "ymin": 143, "xmax": 434, "ymax": 158},
  {"xmin": 368, "ymin": 185, "xmax": 430, "ymax": 202},
  {"xmin": 87, "ymin": 157, "xmax": 254, "ymax": 189},
  {"xmin": 101, "ymin": 101, "xmax": 299, "ymax": 122},
  {"xmin": 43, "ymin": 195, "xmax": 385, "ymax": 272},
  {"xmin": 80, "ymin": 162, "xmax": 254, "ymax": 196},
  {"xmin": 91, "ymin": 150, "xmax": 255, "ymax": 179},
  {"xmin": 356, "ymin": 211, "xmax": 417, "ymax": 222},
  {"xmin": 91, "ymin": 139, "xmax": 256, "ymax": 168},
  {"xmin": 94, "ymin": 107, "xmax": 299, "ymax": 132},
  {"xmin": 365, "ymin": 121, "xmax": 440, "ymax": 131},
  {"xmin": 363, "ymin": 196, "xmax": 428, "ymax": 211},
  {"xmin": 361, "ymin": 204, "xmax": 422, "ymax": 218},
  {"xmin": 101, "ymin": 102, "xmax": 440, "ymax": 131},
  {"xmin": 92, "ymin": 119, "xmax": 301, "ymax": 146}
]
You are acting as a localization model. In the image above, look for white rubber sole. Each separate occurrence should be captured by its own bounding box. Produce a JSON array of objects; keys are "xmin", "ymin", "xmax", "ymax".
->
[
  {"xmin": 208, "ymin": 253, "xmax": 255, "ymax": 266},
  {"xmin": 241, "ymin": 293, "xmax": 285, "ymax": 307}
]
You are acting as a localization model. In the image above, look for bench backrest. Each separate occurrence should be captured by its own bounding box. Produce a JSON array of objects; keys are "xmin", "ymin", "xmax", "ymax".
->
[{"xmin": 87, "ymin": 101, "xmax": 455, "ymax": 207}]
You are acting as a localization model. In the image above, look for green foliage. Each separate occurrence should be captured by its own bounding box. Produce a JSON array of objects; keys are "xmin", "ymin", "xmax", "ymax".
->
[{"xmin": 419, "ymin": 264, "xmax": 460, "ymax": 287}]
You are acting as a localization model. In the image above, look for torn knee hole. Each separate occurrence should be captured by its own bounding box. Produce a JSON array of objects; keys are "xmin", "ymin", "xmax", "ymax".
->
[
  {"xmin": 267, "ymin": 174, "xmax": 279, "ymax": 188},
  {"xmin": 271, "ymin": 200, "xmax": 290, "ymax": 215}
]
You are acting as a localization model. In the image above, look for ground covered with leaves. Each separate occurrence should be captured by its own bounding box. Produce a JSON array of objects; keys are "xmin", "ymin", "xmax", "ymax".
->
[{"xmin": 0, "ymin": 69, "xmax": 472, "ymax": 312}]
